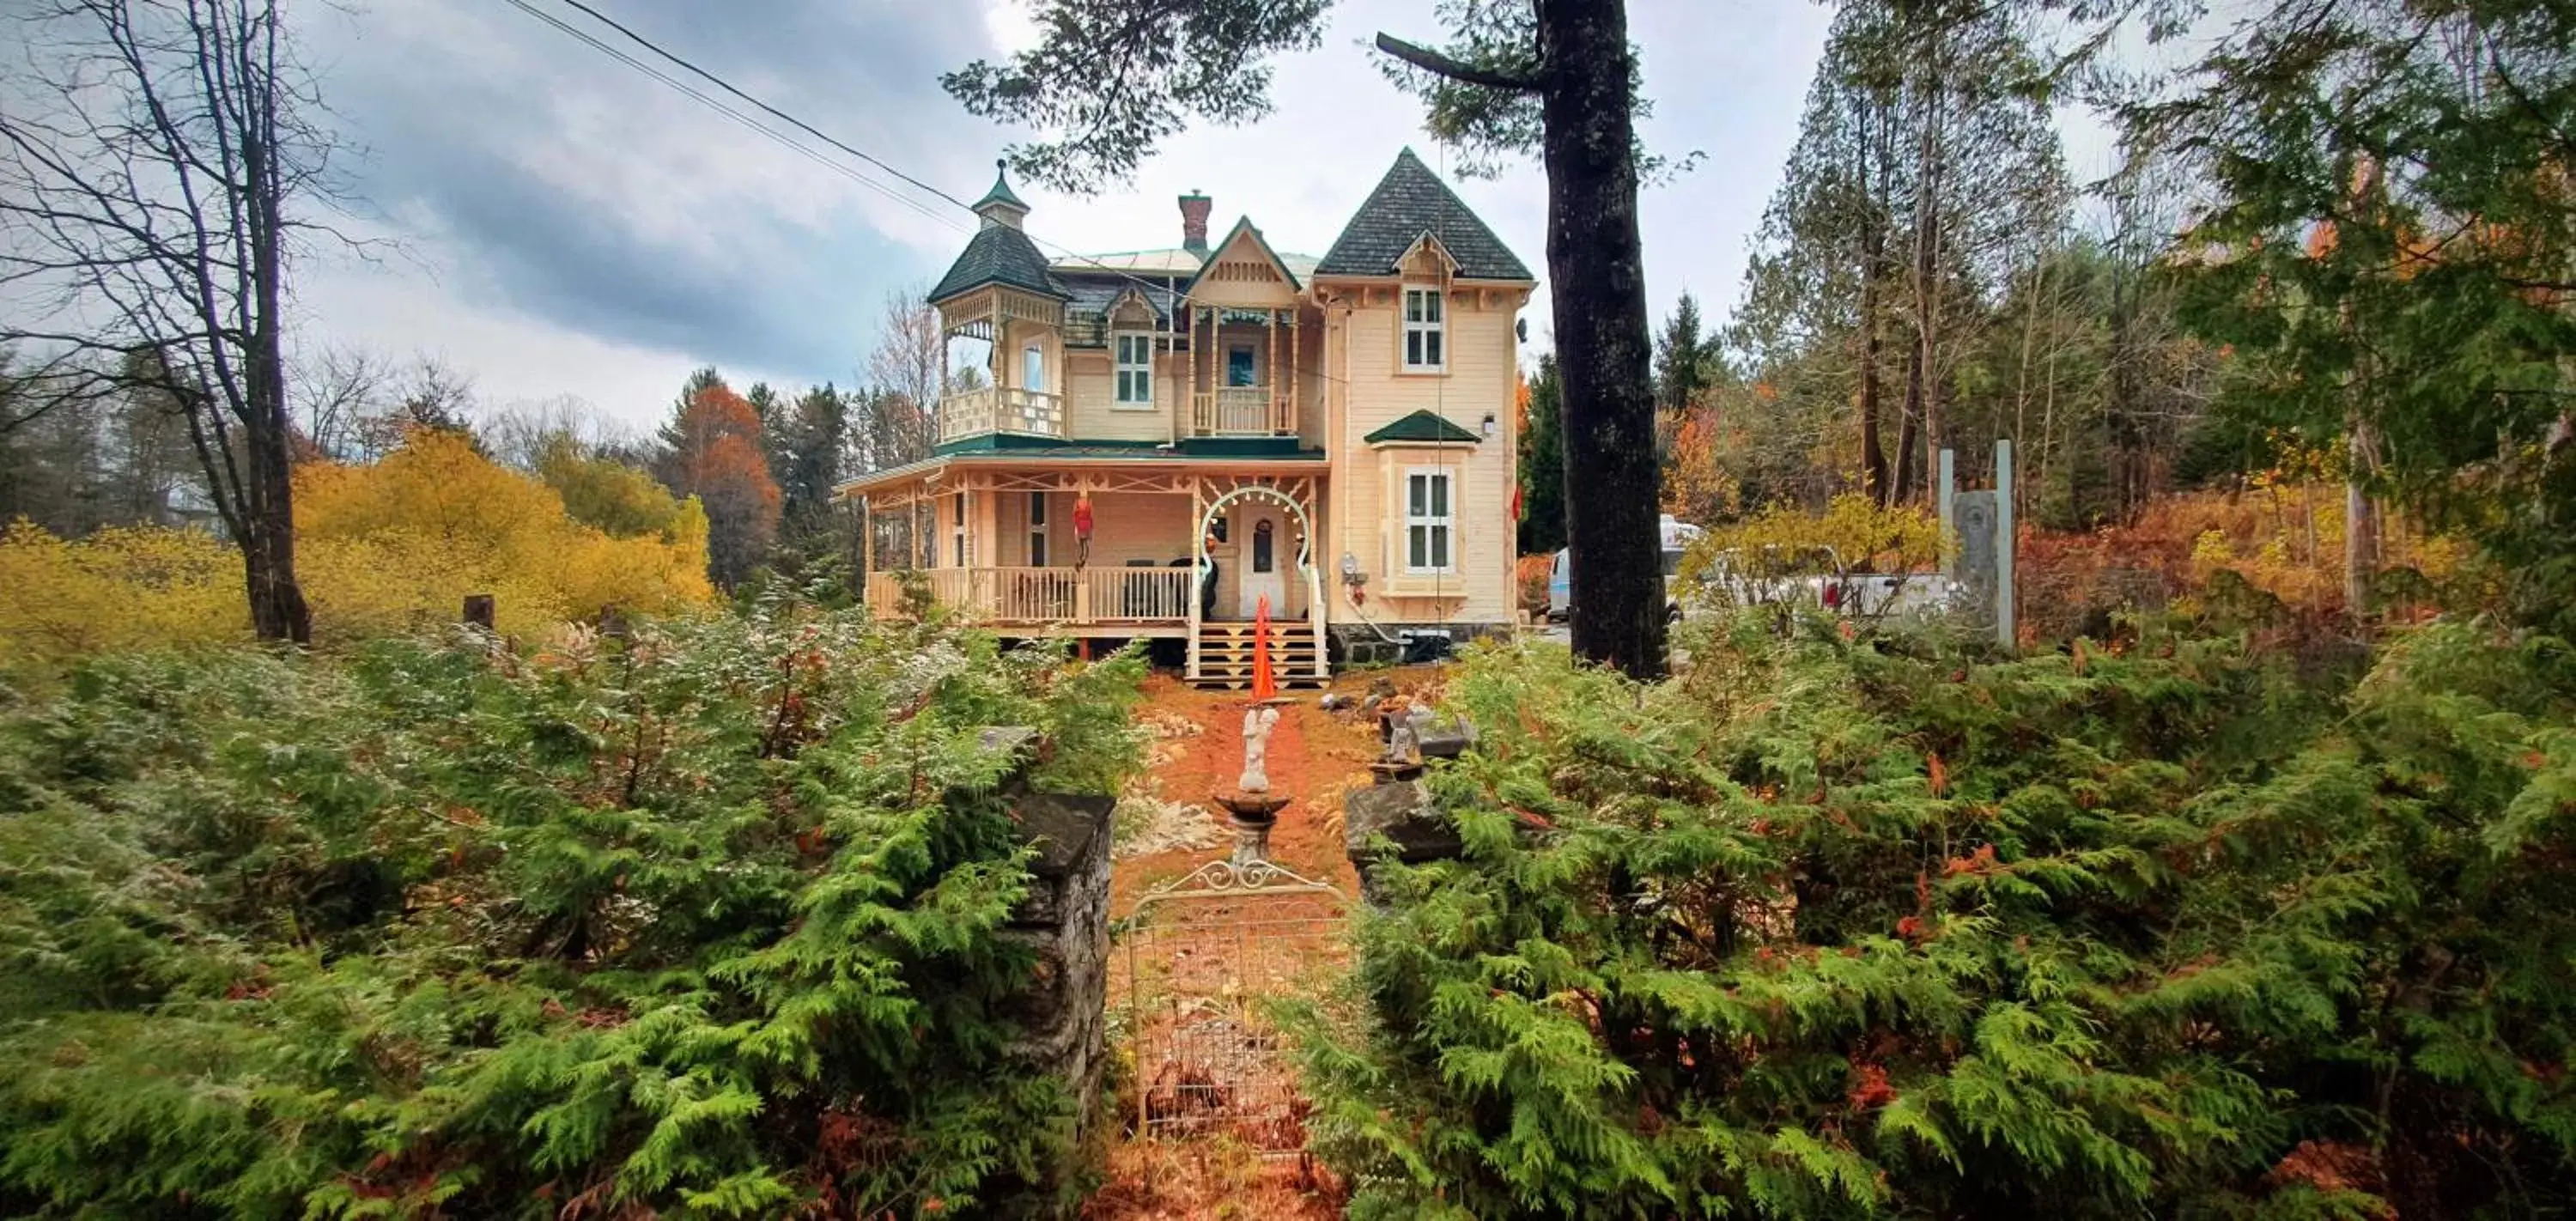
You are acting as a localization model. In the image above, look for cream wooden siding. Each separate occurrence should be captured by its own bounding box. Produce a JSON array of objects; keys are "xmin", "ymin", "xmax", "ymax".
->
[
  {"xmin": 1321, "ymin": 281, "xmax": 1528, "ymax": 626},
  {"xmin": 1062, "ymin": 349, "xmax": 1181, "ymax": 442},
  {"xmin": 1072, "ymin": 493, "xmax": 1195, "ymax": 568}
]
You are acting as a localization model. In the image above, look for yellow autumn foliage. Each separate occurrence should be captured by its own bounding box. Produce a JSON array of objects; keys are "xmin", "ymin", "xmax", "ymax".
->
[
  {"xmin": 294, "ymin": 428, "xmax": 712, "ymax": 642},
  {"xmin": 0, "ymin": 521, "xmax": 247, "ymax": 659},
  {"xmin": 1684, "ymin": 494, "xmax": 1944, "ymax": 580},
  {"xmin": 1, "ymin": 428, "xmax": 714, "ymax": 660}
]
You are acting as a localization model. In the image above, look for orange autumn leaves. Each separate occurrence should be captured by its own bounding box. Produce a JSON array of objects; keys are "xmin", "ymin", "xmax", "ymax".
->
[{"xmin": 661, "ymin": 382, "xmax": 781, "ymax": 588}]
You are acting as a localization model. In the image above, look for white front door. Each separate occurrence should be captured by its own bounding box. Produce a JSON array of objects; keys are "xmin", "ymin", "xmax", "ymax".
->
[{"xmin": 1235, "ymin": 505, "xmax": 1287, "ymax": 619}]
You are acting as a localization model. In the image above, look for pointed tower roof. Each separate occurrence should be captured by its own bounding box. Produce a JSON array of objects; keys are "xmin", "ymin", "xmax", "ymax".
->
[
  {"xmin": 974, "ymin": 159, "xmax": 1030, "ymax": 215},
  {"xmin": 932, "ymin": 160, "xmax": 1062, "ymax": 305},
  {"xmin": 1316, "ymin": 149, "xmax": 1533, "ymax": 282}
]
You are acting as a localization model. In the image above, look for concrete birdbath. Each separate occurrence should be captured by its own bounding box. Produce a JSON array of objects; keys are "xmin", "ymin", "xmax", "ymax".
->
[{"xmin": 1212, "ymin": 698, "xmax": 1295, "ymax": 868}]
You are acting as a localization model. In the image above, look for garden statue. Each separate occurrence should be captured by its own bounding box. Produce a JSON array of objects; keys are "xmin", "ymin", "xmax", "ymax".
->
[{"xmin": 1239, "ymin": 703, "xmax": 1280, "ymax": 793}]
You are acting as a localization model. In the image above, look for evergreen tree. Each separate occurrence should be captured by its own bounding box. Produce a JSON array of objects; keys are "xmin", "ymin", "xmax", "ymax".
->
[
  {"xmin": 1656, "ymin": 291, "xmax": 1711, "ymax": 415},
  {"xmin": 2159, "ymin": 0, "xmax": 2576, "ymax": 632},
  {"xmin": 1297, "ymin": 608, "xmax": 2576, "ymax": 1217},
  {"xmin": 1517, "ymin": 356, "xmax": 1568, "ymax": 555}
]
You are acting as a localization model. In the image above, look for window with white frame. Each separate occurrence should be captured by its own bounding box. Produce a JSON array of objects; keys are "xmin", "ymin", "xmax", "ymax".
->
[
  {"xmin": 1402, "ymin": 287, "xmax": 1445, "ymax": 372},
  {"xmin": 1022, "ymin": 343, "xmax": 1046, "ymax": 392},
  {"xmin": 1113, "ymin": 332, "xmax": 1153, "ymax": 406},
  {"xmin": 951, "ymin": 490, "xmax": 969, "ymax": 568},
  {"xmin": 1026, "ymin": 491, "xmax": 1049, "ymax": 567},
  {"xmin": 1404, "ymin": 469, "xmax": 1455, "ymax": 573}
]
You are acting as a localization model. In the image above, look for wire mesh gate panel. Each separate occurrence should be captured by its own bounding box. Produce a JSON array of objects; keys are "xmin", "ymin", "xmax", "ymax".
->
[{"xmin": 1117, "ymin": 859, "xmax": 1348, "ymax": 1156}]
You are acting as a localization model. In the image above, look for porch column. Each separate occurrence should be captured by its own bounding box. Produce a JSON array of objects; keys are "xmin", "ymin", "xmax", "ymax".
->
[
  {"xmin": 860, "ymin": 495, "xmax": 875, "ymax": 610},
  {"xmin": 1267, "ymin": 307, "xmax": 1279, "ymax": 433},
  {"xmin": 1287, "ymin": 309, "xmax": 1300, "ymax": 436}
]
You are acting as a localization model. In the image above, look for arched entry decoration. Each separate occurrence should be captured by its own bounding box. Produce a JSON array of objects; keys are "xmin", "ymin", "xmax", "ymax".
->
[
  {"xmin": 1185, "ymin": 474, "xmax": 1327, "ymax": 684},
  {"xmin": 1194, "ymin": 480, "xmax": 1319, "ymax": 620}
]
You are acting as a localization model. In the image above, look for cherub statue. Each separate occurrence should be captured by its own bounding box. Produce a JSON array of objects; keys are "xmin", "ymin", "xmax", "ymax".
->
[{"xmin": 1239, "ymin": 703, "xmax": 1282, "ymax": 793}]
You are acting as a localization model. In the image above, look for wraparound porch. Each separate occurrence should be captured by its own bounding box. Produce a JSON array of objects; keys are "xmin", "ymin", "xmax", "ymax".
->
[{"xmin": 838, "ymin": 456, "xmax": 1330, "ymax": 685}]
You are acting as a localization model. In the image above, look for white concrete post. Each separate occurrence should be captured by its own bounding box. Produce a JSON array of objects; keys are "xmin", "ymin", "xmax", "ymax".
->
[{"xmin": 1995, "ymin": 438, "xmax": 2015, "ymax": 650}]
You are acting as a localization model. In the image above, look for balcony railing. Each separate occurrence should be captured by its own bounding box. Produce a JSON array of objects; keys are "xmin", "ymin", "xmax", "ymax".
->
[
  {"xmin": 938, "ymin": 386, "xmax": 1065, "ymax": 443},
  {"xmin": 868, "ymin": 566, "xmax": 1194, "ymax": 626},
  {"xmin": 1189, "ymin": 386, "xmax": 1293, "ymax": 437}
]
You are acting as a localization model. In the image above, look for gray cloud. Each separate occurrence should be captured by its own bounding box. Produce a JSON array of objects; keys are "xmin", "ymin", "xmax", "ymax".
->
[{"xmin": 307, "ymin": 0, "xmax": 1005, "ymax": 388}]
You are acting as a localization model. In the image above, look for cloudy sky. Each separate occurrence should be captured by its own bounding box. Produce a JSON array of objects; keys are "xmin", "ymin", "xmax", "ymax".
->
[{"xmin": 298, "ymin": 0, "xmax": 2120, "ymax": 433}]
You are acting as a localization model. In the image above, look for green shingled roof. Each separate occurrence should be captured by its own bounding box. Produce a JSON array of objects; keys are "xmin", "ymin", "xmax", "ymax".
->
[
  {"xmin": 929, "ymin": 224, "xmax": 1066, "ymax": 306},
  {"xmin": 1364, "ymin": 409, "xmax": 1482, "ymax": 445},
  {"xmin": 1316, "ymin": 149, "xmax": 1533, "ymax": 282},
  {"xmin": 972, "ymin": 161, "xmax": 1028, "ymax": 212}
]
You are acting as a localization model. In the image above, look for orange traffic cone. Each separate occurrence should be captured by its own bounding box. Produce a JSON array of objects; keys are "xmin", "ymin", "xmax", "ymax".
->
[{"xmin": 1250, "ymin": 595, "xmax": 1276, "ymax": 702}]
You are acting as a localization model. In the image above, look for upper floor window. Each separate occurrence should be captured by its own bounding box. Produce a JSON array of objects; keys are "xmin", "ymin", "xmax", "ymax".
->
[
  {"xmin": 1022, "ymin": 343, "xmax": 1047, "ymax": 392},
  {"xmin": 1113, "ymin": 332, "xmax": 1153, "ymax": 406},
  {"xmin": 1405, "ymin": 469, "xmax": 1455, "ymax": 574},
  {"xmin": 1402, "ymin": 287, "xmax": 1445, "ymax": 372}
]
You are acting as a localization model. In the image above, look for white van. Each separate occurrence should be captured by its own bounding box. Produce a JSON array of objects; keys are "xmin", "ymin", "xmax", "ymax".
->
[{"xmin": 1546, "ymin": 515, "xmax": 1702, "ymax": 623}]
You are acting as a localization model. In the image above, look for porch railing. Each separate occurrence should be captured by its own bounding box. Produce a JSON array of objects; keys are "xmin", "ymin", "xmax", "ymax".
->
[
  {"xmin": 1189, "ymin": 386, "xmax": 1293, "ymax": 437},
  {"xmin": 867, "ymin": 567, "xmax": 1194, "ymax": 624},
  {"xmin": 938, "ymin": 386, "xmax": 1066, "ymax": 443}
]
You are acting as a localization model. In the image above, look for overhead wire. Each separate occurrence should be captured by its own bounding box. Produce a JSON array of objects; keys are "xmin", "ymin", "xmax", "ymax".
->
[{"xmin": 491, "ymin": 0, "xmax": 1412, "ymax": 396}]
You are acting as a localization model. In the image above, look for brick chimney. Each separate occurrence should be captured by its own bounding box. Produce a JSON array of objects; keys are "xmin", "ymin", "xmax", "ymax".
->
[{"xmin": 1179, "ymin": 191, "xmax": 1212, "ymax": 254}]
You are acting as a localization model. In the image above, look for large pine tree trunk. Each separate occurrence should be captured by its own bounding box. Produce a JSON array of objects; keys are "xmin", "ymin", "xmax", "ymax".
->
[
  {"xmin": 1906, "ymin": 46, "xmax": 1944, "ymax": 504},
  {"xmin": 1540, "ymin": 0, "xmax": 1664, "ymax": 679},
  {"xmin": 1856, "ymin": 91, "xmax": 1889, "ymax": 505}
]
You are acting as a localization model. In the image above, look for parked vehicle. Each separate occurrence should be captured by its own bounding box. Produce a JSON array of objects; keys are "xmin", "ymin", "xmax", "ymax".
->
[
  {"xmin": 1546, "ymin": 515, "xmax": 1704, "ymax": 623},
  {"xmin": 1692, "ymin": 544, "xmax": 1958, "ymax": 623}
]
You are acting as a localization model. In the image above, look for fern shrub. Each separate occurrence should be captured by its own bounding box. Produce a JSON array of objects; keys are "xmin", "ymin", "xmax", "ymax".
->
[
  {"xmin": 1295, "ymin": 611, "xmax": 2576, "ymax": 1218},
  {"xmin": 0, "ymin": 591, "xmax": 1144, "ymax": 1218}
]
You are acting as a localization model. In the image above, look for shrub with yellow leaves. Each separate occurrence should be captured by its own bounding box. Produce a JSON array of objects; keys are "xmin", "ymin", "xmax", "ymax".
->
[
  {"xmin": 1, "ymin": 428, "xmax": 714, "ymax": 661},
  {"xmin": 294, "ymin": 428, "xmax": 713, "ymax": 642},
  {"xmin": 1681, "ymin": 493, "xmax": 1943, "ymax": 582},
  {"xmin": 0, "ymin": 521, "xmax": 246, "ymax": 661}
]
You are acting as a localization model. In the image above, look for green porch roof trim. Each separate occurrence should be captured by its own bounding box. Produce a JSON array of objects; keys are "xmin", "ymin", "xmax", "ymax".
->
[
  {"xmin": 1316, "ymin": 149, "xmax": 1534, "ymax": 282},
  {"xmin": 929, "ymin": 435, "xmax": 1325, "ymax": 460},
  {"xmin": 929, "ymin": 224, "xmax": 1065, "ymax": 306},
  {"xmin": 1364, "ymin": 410, "xmax": 1481, "ymax": 445},
  {"xmin": 1177, "ymin": 435, "xmax": 1306, "ymax": 457}
]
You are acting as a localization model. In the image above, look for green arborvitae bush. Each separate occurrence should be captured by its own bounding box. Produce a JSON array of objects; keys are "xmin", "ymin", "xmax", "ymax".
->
[
  {"xmin": 1292, "ymin": 611, "xmax": 2576, "ymax": 1218},
  {"xmin": 0, "ymin": 591, "xmax": 1144, "ymax": 1218}
]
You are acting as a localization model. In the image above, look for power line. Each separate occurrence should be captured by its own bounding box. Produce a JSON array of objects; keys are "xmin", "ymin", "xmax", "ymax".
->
[
  {"xmin": 491, "ymin": 0, "xmax": 1255, "ymax": 300},
  {"xmin": 539, "ymin": 0, "xmax": 980, "ymax": 216},
  {"xmin": 494, "ymin": 0, "xmax": 971, "ymax": 238},
  {"xmin": 491, "ymin": 0, "xmax": 1408, "ymax": 396}
]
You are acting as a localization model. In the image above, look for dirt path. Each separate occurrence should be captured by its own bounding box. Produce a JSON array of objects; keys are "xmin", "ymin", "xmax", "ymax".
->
[
  {"xmin": 1109, "ymin": 671, "xmax": 1396, "ymax": 915},
  {"xmin": 1087, "ymin": 666, "xmax": 1440, "ymax": 1219}
]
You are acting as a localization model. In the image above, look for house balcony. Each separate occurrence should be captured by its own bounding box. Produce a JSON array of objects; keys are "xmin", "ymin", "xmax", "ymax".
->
[
  {"xmin": 866, "ymin": 566, "xmax": 1196, "ymax": 637},
  {"xmin": 1188, "ymin": 386, "xmax": 1294, "ymax": 438},
  {"xmin": 938, "ymin": 386, "xmax": 1065, "ymax": 444}
]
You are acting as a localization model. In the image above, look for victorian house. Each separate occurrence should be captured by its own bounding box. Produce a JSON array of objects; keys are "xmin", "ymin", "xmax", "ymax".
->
[{"xmin": 839, "ymin": 149, "xmax": 1533, "ymax": 686}]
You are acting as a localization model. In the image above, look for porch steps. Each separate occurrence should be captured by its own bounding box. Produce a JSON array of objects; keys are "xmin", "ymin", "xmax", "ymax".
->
[{"xmin": 1187, "ymin": 621, "xmax": 1328, "ymax": 689}]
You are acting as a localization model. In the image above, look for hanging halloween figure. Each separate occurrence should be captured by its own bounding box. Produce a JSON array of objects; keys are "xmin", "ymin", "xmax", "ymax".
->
[{"xmin": 1072, "ymin": 489, "xmax": 1093, "ymax": 569}]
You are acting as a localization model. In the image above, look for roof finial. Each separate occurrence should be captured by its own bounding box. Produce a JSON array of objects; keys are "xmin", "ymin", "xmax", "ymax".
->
[{"xmin": 974, "ymin": 157, "xmax": 1030, "ymax": 228}]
